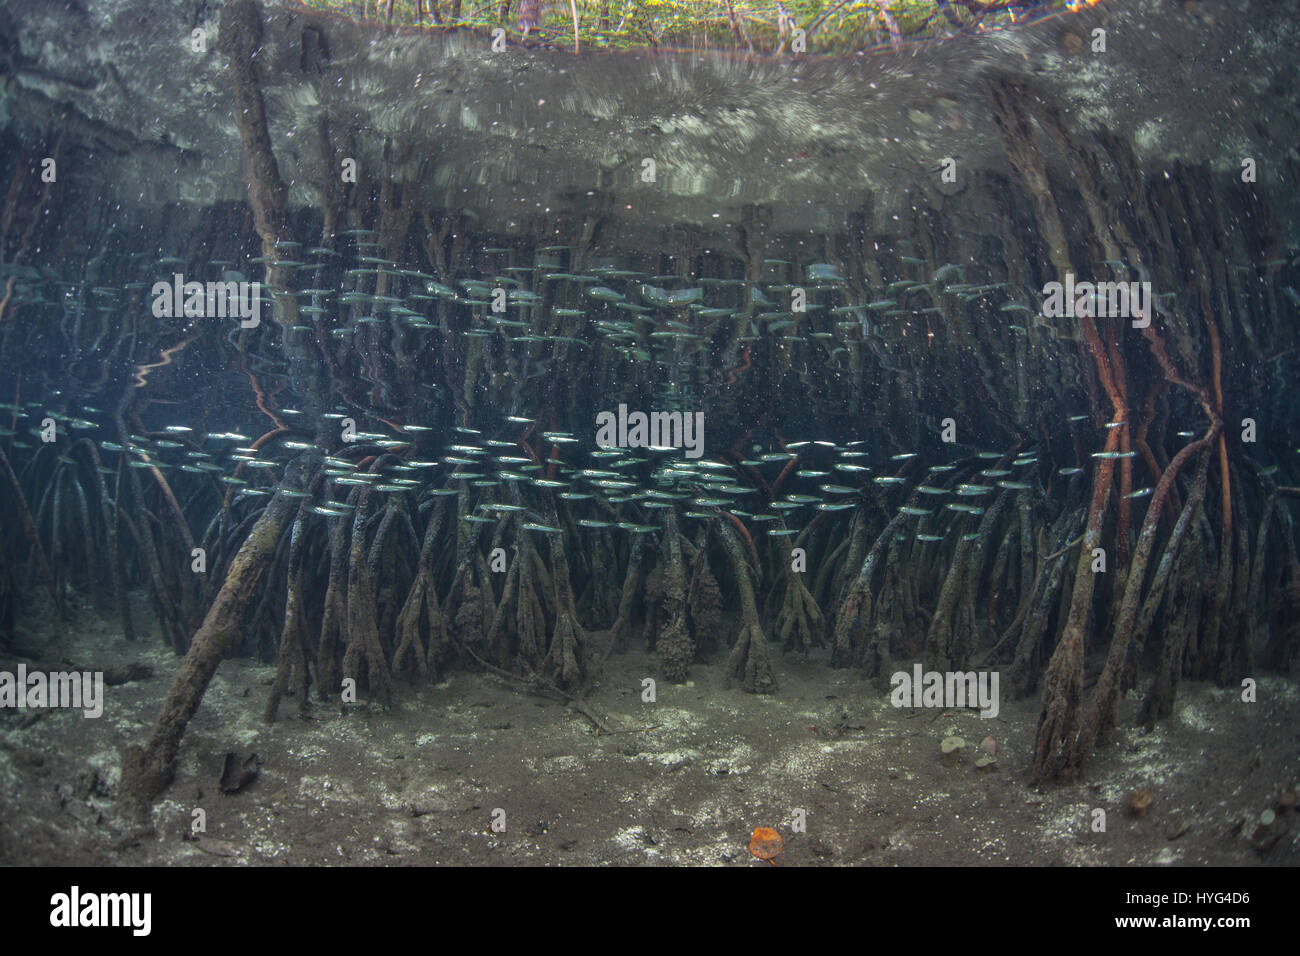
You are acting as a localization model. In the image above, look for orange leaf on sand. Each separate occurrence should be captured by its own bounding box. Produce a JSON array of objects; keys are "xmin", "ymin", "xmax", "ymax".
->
[{"xmin": 748, "ymin": 827, "xmax": 783, "ymax": 865}]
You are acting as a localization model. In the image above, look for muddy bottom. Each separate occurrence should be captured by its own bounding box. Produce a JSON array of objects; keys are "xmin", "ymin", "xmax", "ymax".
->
[{"xmin": 2, "ymin": 594, "xmax": 1297, "ymax": 866}]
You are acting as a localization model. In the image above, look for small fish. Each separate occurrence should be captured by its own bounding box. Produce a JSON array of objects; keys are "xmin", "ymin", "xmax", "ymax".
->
[
  {"xmin": 1124, "ymin": 487, "xmax": 1154, "ymax": 499},
  {"xmin": 806, "ymin": 263, "xmax": 843, "ymax": 282}
]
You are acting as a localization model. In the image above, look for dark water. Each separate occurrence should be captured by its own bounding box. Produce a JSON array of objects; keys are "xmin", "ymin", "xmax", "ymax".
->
[{"xmin": 1, "ymin": 0, "xmax": 1298, "ymax": 873}]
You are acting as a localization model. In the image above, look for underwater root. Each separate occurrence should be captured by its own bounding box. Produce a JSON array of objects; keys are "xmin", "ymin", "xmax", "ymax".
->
[
  {"xmin": 391, "ymin": 496, "xmax": 452, "ymax": 680},
  {"xmin": 265, "ymin": 502, "xmax": 314, "ymax": 722},
  {"xmin": 339, "ymin": 489, "xmax": 395, "ymax": 708},
  {"xmin": 542, "ymin": 542, "xmax": 587, "ymax": 688},
  {"xmin": 1032, "ymin": 429, "xmax": 1122, "ymax": 782},
  {"xmin": 0, "ymin": 446, "xmax": 62, "ymax": 617},
  {"xmin": 118, "ymin": 486, "xmax": 297, "ymax": 820},
  {"xmin": 656, "ymin": 508, "xmax": 695, "ymax": 683},
  {"xmin": 774, "ymin": 532, "xmax": 824, "ymax": 656},
  {"xmin": 1088, "ymin": 442, "xmax": 1211, "ymax": 753},
  {"xmin": 718, "ymin": 517, "xmax": 775, "ymax": 694},
  {"xmin": 831, "ymin": 501, "xmax": 914, "ymax": 671}
]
